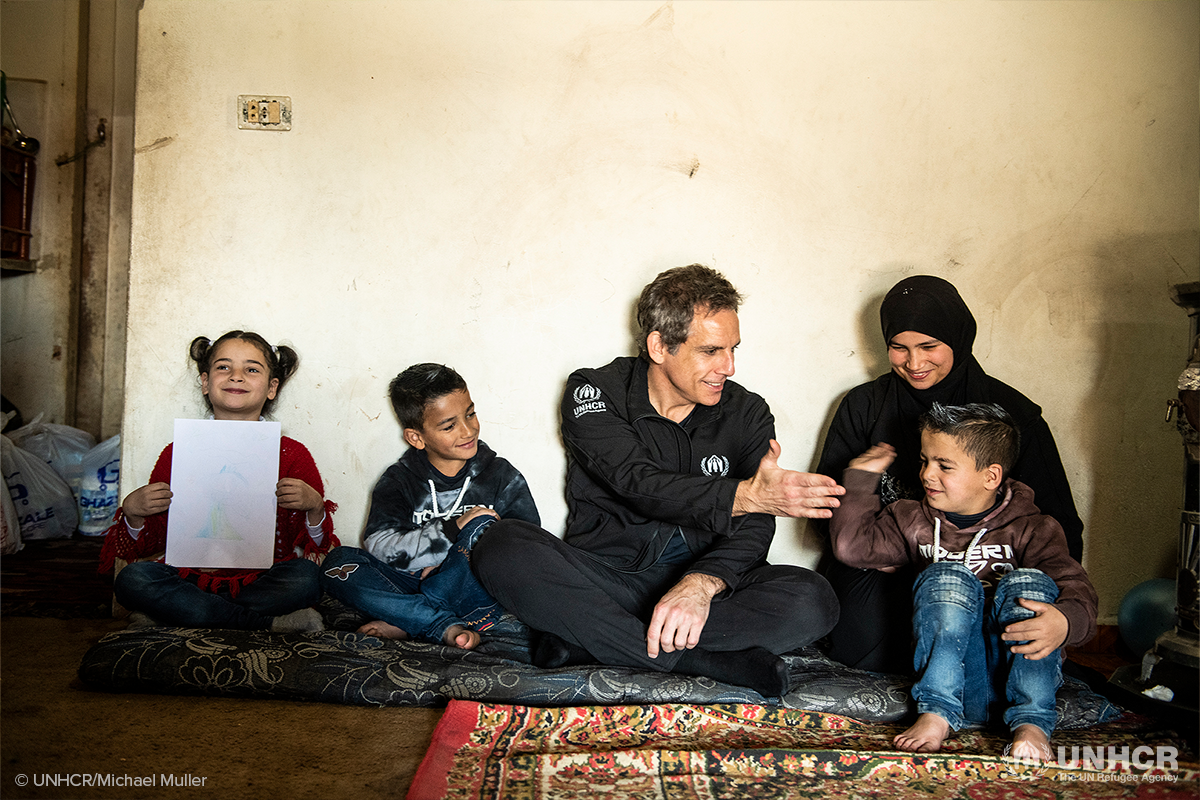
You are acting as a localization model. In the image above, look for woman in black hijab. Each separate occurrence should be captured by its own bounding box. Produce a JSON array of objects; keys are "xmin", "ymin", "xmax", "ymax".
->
[{"xmin": 817, "ymin": 275, "xmax": 1084, "ymax": 673}]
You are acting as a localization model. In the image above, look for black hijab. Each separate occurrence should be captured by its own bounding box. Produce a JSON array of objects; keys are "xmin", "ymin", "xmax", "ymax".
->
[
  {"xmin": 881, "ymin": 275, "xmax": 977, "ymax": 356},
  {"xmin": 880, "ymin": 275, "xmax": 979, "ymax": 411}
]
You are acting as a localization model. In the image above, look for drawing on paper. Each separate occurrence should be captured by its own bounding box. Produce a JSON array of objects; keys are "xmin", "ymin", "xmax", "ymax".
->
[
  {"xmin": 192, "ymin": 465, "xmax": 249, "ymax": 541},
  {"xmin": 165, "ymin": 419, "xmax": 281, "ymax": 570}
]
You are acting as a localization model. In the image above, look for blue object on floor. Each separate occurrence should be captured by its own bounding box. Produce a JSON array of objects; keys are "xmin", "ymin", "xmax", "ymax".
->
[{"xmin": 1117, "ymin": 578, "xmax": 1176, "ymax": 656}]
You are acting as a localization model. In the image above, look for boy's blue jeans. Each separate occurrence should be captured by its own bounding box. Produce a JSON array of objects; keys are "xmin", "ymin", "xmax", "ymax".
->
[
  {"xmin": 113, "ymin": 558, "xmax": 321, "ymax": 630},
  {"xmin": 319, "ymin": 515, "xmax": 502, "ymax": 643},
  {"xmin": 911, "ymin": 562, "xmax": 1062, "ymax": 737}
]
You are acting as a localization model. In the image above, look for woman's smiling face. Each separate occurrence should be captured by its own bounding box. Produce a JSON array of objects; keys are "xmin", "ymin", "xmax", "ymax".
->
[{"xmin": 887, "ymin": 330, "xmax": 954, "ymax": 390}]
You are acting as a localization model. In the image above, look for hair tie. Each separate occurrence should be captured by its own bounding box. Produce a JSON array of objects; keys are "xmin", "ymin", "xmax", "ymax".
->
[
  {"xmin": 202, "ymin": 337, "xmax": 212, "ymax": 347},
  {"xmin": 271, "ymin": 345, "xmax": 278, "ymax": 355}
]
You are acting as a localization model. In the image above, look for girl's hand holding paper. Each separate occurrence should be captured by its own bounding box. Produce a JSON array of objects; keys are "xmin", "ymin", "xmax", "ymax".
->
[
  {"xmin": 122, "ymin": 482, "xmax": 173, "ymax": 528},
  {"xmin": 276, "ymin": 478, "xmax": 325, "ymax": 525}
]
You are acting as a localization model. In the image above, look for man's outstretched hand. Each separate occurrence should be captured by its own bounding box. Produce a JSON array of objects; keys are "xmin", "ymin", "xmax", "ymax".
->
[{"xmin": 734, "ymin": 439, "xmax": 844, "ymax": 519}]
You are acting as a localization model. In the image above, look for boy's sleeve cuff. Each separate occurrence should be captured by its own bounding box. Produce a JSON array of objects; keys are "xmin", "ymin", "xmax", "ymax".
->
[{"xmin": 842, "ymin": 468, "xmax": 882, "ymax": 494}]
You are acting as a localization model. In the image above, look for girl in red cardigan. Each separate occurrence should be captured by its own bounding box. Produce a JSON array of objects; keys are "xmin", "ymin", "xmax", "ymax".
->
[{"xmin": 100, "ymin": 331, "xmax": 338, "ymax": 631}]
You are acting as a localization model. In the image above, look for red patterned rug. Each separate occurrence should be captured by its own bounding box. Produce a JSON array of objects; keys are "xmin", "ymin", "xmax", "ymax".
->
[{"xmin": 408, "ymin": 701, "xmax": 1198, "ymax": 799}]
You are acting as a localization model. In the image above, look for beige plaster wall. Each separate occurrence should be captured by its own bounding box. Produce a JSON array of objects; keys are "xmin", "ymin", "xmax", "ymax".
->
[{"xmin": 122, "ymin": 0, "xmax": 1199, "ymax": 622}]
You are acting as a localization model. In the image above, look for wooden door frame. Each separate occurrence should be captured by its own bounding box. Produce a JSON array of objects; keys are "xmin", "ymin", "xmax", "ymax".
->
[{"xmin": 74, "ymin": 0, "xmax": 138, "ymax": 441}]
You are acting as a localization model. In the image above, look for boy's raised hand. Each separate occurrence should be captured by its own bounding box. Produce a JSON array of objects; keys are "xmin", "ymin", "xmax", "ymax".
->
[
  {"xmin": 848, "ymin": 443, "xmax": 897, "ymax": 474},
  {"xmin": 122, "ymin": 482, "xmax": 173, "ymax": 528},
  {"xmin": 1001, "ymin": 598, "xmax": 1069, "ymax": 660},
  {"xmin": 276, "ymin": 478, "xmax": 325, "ymax": 525}
]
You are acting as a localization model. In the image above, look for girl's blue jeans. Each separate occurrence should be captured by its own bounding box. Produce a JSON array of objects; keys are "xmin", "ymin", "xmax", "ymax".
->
[
  {"xmin": 319, "ymin": 515, "xmax": 502, "ymax": 643},
  {"xmin": 113, "ymin": 557, "xmax": 321, "ymax": 630},
  {"xmin": 910, "ymin": 562, "xmax": 1062, "ymax": 737}
]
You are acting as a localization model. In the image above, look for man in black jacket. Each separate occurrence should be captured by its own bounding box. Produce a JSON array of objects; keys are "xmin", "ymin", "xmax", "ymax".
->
[{"xmin": 474, "ymin": 265, "xmax": 843, "ymax": 697}]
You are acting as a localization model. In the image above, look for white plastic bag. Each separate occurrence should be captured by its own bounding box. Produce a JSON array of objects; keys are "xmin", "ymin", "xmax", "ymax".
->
[
  {"xmin": 78, "ymin": 434, "xmax": 121, "ymax": 536},
  {"xmin": 6, "ymin": 414, "xmax": 96, "ymax": 494},
  {"xmin": 1, "ymin": 434, "xmax": 79, "ymax": 540},
  {"xmin": 1, "ymin": 465, "xmax": 21, "ymax": 554}
]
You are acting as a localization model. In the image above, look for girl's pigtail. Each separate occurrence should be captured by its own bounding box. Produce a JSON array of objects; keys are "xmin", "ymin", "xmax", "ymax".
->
[
  {"xmin": 273, "ymin": 344, "xmax": 300, "ymax": 389},
  {"xmin": 189, "ymin": 336, "xmax": 213, "ymax": 371},
  {"xmin": 189, "ymin": 335, "xmax": 216, "ymax": 413}
]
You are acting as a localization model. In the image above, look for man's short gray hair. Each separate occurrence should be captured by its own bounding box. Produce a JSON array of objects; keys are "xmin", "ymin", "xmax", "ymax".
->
[{"xmin": 635, "ymin": 264, "xmax": 743, "ymax": 354}]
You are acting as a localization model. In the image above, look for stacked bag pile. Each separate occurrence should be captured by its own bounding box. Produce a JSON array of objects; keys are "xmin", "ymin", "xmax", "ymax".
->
[{"xmin": 1, "ymin": 411, "xmax": 120, "ymax": 554}]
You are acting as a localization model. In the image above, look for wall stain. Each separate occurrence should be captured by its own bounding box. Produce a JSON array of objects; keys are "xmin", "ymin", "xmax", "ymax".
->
[{"xmin": 136, "ymin": 136, "xmax": 175, "ymax": 154}]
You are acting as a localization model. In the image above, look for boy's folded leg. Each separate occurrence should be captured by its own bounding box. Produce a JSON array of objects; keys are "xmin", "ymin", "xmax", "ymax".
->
[
  {"xmin": 318, "ymin": 547, "xmax": 459, "ymax": 641},
  {"xmin": 456, "ymin": 514, "xmax": 498, "ymax": 548},
  {"xmin": 1003, "ymin": 654, "xmax": 1061, "ymax": 743}
]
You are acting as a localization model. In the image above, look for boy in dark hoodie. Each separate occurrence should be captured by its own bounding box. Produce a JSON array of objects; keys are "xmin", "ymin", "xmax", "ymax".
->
[
  {"xmin": 320, "ymin": 363, "xmax": 539, "ymax": 649},
  {"xmin": 829, "ymin": 402, "xmax": 1096, "ymax": 761}
]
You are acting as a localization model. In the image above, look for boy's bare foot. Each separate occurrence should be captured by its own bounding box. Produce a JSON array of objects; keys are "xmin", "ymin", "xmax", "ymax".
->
[
  {"xmin": 443, "ymin": 624, "xmax": 481, "ymax": 650},
  {"xmin": 1009, "ymin": 724, "xmax": 1052, "ymax": 761},
  {"xmin": 894, "ymin": 712, "xmax": 951, "ymax": 752},
  {"xmin": 358, "ymin": 620, "xmax": 409, "ymax": 640}
]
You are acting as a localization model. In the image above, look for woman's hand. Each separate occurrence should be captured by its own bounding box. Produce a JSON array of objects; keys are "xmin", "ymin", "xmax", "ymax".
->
[
  {"xmin": 122, "ymin": 482, "xmax": 172, "ymax": 529},
  {"xmin": 276, "ymin": 478, "xmax": 325, "ymax": 526}
]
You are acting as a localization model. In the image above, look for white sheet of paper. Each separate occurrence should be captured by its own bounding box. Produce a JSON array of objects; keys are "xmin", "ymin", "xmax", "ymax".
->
[{"xmin": 164, "ymin": 419, "xmax": 281, "ymax": 570}]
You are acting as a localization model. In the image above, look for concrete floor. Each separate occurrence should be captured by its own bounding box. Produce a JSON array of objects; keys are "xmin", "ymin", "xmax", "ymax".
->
[{"xmin": 0, "ymin": 616, "xmax": 444, "ymax": 799}]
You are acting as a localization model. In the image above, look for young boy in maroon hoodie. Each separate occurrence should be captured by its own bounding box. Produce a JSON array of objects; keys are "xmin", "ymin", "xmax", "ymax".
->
[{"xmin": 829, "ymin": 402, "xmax": 1097, "ymax": 760}]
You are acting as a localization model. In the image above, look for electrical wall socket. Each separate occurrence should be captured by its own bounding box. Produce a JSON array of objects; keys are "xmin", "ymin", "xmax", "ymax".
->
[{"xmin": 238, "ymin": 95, "xmax": 291, "ymax": 130}]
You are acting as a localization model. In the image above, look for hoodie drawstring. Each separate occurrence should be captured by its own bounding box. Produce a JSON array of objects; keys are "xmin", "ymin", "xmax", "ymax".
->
[
  {"xmin": 429, "ymin": 476, "xmax": 471, "ymax": 520},
  {"xmin": 932, "ymin": 517, "xmax": 988, "ymax": 570}
]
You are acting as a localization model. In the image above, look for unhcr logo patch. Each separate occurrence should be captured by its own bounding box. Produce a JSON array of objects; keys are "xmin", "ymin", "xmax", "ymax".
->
[
  {"xmin": 573, "ymin": 384, "xmax": 606, "ymax": 418},
  {"xmin": 700, "ymin": 454, "xmax": 730, "ymax": 477}
]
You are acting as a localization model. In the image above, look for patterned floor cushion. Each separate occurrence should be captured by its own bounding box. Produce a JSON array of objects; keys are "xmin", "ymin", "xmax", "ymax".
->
[{"xmin": 78, "ymin": 600, "xmax": 1121, "ymax": 727}]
